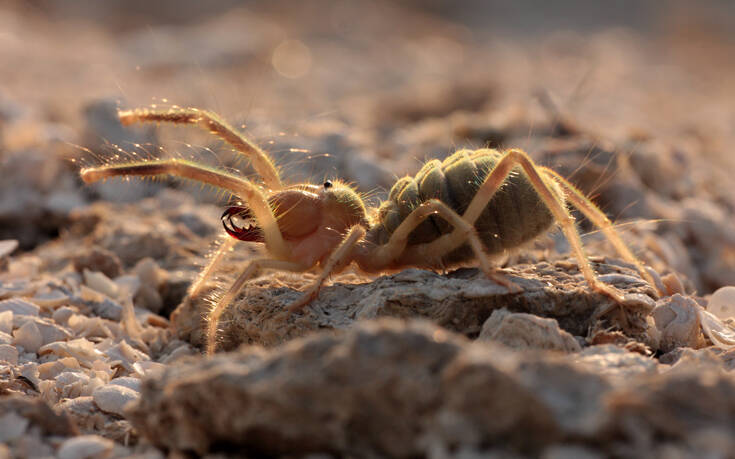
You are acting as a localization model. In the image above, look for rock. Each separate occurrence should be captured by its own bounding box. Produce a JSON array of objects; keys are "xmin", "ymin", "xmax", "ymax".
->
[
  {"xmin": 72, "ymin": 247, "xmax": 123, "ymax": 279},
  {"xmin": 178, "ymin": 260, "xmax": 656, "ymax": 352},
  {"xmin": 0, "ymin": 310, "xmax": 12, "ymax": 334},
  {"xmin": 0, "ymin": 395, "xmax": 77, "ymax": 437},
  {"xmin": 12, "ymin": 320, "xmax": 43, "ymax": 353},
  {"xmin": 83, "ymin": 270, "xmax": 119, "ymax": 300},
  {"xmin": 478, "ymin": 308, "xmax": 581, "ymax": 353},
  {"xmin": 108, "ymin": 376, "xmax": 142, "ymax": 392},
  {"xmin": 57, "ymin": 435, "xmax": 114, "ymax": 459},
  {"xmin": 708, "ymin": 286, "xmax": 735, "ymax": 319},
  {"xmin": 13, "ymin": 316, "xmax": 72, "ymax": 346},
  {"xmin": 0, "ymin": 298, "xmax": 40, "ymax": 316},
  {"xmin": 128, "ymin": 319, "xmax": 610, "ymax": 456},
  {"xmin": 93, "ymin": 384, "xmax": 140, "ymax": 416},
  {"xmin": 0, "ymin": 343, "xmax": 19, "ymax": 365},
  {"xmin": 652, "ymin": 294, "xmax": 705, "ymax": 352}
]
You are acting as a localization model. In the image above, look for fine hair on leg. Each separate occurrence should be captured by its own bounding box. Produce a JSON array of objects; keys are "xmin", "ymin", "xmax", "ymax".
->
[
  {"xmin": 118, "ymin": 107, "xmax": 283, "ymax": 190},
  {"xmin": 207, "ymin": 259, "xmax": 307, "ymax": 354},
  {"xmin": 80, "ymin": 158, "xmax": 290, "ymax": 260}
]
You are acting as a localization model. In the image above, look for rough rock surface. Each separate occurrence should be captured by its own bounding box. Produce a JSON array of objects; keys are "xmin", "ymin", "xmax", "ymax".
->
[
  {"xmin": 178, "ymin": 260, "xmax": 656, "ymax": 352},
  {"xmin": 129, "ymin": 319, "xmax": 735, "ymax": 457}
]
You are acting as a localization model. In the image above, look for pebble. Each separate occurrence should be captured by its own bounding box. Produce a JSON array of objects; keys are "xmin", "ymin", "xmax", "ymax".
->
[
  {"xmin": 39, "ymin": 338, "xmax": 100, "ymax": 365},
  {"xmin": 0, "ymin": 239, "xmax": 18, "ymax": 258},
  {"xmin": 0, "ymin": 331, "xmax": 11, "ymax": 345},
  {"xmin": 108, "ymin": 376, "xmax": 142, "ymax": 392},
  {"xmin": 0, "ymin": 411, "xmax": 29, "ymax": 442},
  {"xmin": 708, "ymin": 286, "xmax": 735, "ymax": 320},
  {"xmin": 12, "ymin": 320, "xmax": 42, "ymax": 353},
  {"xmin": 52, "ymin": 306, "xmax": 76, "ymax": 326},
  {"xmin": 83, "ymin": 270, "xmax": 119, "ymax": 300},
  {"xmin": 57, "ymin": 434, "xmax": 114, "ymax": 459},
  {"xmin": 478, "ymin": 308, "xmax": 581, "ymax": 353},
  {"xmin": 92, "ymin": 384, "xmax": 140, "ymax": 416},
  {"xmin": 0, "ymin": 310, "xmax": 11, "ymax": 334},
  {"xmin": 0, "ymin": 343, "xmax": 19, "ymax": 365},
  {"xmin": 0, "ymin": 298, "xmax": 40, "ymax": 316},
  {"xmin": 652, "ymin": 294, "xmax": 703, "ymax": 352},
  {"xmin": 13, "ymin": 316, "xmax": 72, "ymax": 346}
]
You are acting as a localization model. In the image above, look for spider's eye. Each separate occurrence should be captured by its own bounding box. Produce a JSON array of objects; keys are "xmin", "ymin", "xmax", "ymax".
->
[{"xmin": 323, "ymin": 180, "xmax": 333, "ymax": 189}]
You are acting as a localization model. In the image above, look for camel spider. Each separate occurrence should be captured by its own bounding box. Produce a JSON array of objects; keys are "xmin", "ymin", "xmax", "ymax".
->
[{"xmin": 80, "ymin": 107, "xmax": 660, "ymax": 354}]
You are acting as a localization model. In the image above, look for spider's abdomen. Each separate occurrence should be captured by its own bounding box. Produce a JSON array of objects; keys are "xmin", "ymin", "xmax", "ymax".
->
[{"xmin": 370, "ymin": 149, "xmax": 560, "ymax": 262}]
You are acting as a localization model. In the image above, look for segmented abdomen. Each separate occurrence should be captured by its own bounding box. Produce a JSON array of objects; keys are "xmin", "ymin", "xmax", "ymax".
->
[{"xmin": 370, "ymin": 148, "xmax": 557, "ymax": 262}]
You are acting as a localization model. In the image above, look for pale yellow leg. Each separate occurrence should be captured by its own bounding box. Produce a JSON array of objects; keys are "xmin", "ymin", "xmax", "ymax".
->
[
  {"xmin": 188, "ymin": 236, "xmax": 236, "ymax": 300},
  {"xmin": 80, "ymin": 158, "xmax": 289, "ymax": 260},
  {"xmin": 118, "ymin": 107, "xmax": 283, "ymax": 190},
  {"xmin": 362, "ymin": 200, "xmax": 521, "ymax": 288},
  {"xmin": 287, "ymin": 226, "xmax": 367, "ymax": 312},
  {"xmin": 207, "ymin": 259, "xmax": 307, "ymax": 354},
  {"xmin": 540, "ymin": 167, "xmax": 661, "ymax": 296},
  {"xmin": 422, "ymin": 149, "xmax": 631, "ymax": 303}
]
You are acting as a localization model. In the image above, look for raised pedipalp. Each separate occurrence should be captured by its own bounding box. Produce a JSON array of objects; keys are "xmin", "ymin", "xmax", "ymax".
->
[{"xmin": 221, "ymin": 206, "xmax": 264, "ymax": 242}]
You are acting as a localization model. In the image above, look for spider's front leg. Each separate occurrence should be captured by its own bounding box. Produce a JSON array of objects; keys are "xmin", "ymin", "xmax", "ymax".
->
[
  {"xmin": 118, "ymin": 107, "xmax": 283, "ymax": 190},
  {"xmin": 207, "ymin": 258, "xmax": 308, "ymax": 354}
]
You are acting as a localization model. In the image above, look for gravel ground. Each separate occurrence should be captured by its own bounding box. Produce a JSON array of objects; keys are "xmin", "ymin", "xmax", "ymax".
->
[{"xmin": 1, "ymin": 1, "xmax": 735, "ymax": 457}]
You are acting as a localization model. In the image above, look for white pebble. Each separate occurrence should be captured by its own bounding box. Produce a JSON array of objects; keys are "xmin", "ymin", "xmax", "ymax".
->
[
  {"xmin": 83, "ymin": 269, "xmax": 119, "ymax": 300},
  {"xmin": 0, "ymin": 298, "xmax": 39, "ymax": 316},
  {"xmin": 13, "ymin": 320, "xmax": 42, "ymax": 353},
  {"xmin": 0, "ymin": 310, "xmax": 12, "ymax": 334},
  {"xmin": 708, "ymin": 286, "xmax": 735, "ymax": 320},
  {"xmin": 0, "ymin": 344, "xmax": 18, "ymax": 365},
  {"xmin": 92, "ymin": 384, "xmax": 140, "ymax": 416},
  {"xmin": 108, "ymin": 376, "xmax": 142, "ymax": 392},
  {"xmin": 0, "ymin": 331, "xmax": 11, "ymax": 345},
  {"xmin": 14, "ymin": 316, "xmax": 72, "ymax": 346},
  {"xmin": 0, "ymin": 239, "xmax": 18, "ymax": 258},
  {"xmin": 53, "ymin": 306, "xmax": 76, "ymax": 325},
  {"xmin": 57, "ymin": 434, "xmax": 114, "ymax": 459}
]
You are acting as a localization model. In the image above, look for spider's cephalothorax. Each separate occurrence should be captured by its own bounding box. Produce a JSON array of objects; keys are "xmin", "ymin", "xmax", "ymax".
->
[{"xmin": 80, "ymin": 107, "xmax": 660, "ymax": 354}]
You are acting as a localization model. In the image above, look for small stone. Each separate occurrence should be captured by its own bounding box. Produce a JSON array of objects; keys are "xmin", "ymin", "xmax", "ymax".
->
[
  {"xmin": 0, "ymin": 310, "xmax": 12, "ymax": 334},
  {"xmin": 38, "ymin": 357, "xmax": 81, "ymax": 380},
  {"xmin": 53, "ymin": 306, "xmax": 76, "ymax": 326},
  {"xmin": 13, "ymin": 316, "xmax": 72, "ymax": 346},
  {"xmin": 708, "ymin": 286, "xmax": 735, "ymax": 320},
  {"xmin": 0, "ymin": 411, "xmax": 29, "ymax": 442},
  {"xmin": 83, "ymin": 269, "xmax": 119, "ymax": 300},
  {"xmin": 478, "ymin": 309, "xmax": 581, "ymax": 353},
  {"xmin": 13, "ymin": 320, "xmax": 42, "ymax": 353},
  {"xmin": 108, "ymin": 376, "xmax": 142, "ymax": 392},
  {"xmin": 0, "ymin": 298, "xmax": 39, "ymax": 316},
  {"xmin": 72, "ymin": 247, "xmax": 123, "ymax": 279},
  {"xmin": 93, "ymin": 384, "xmax": 140, "ymax": 416},
  {"xmin": 0, "ymin": 239, "xmax": 18, "ymax": 258},
  {"xmin": 0, "ymin": 344, "xmax": 18, "ymax": 365},
  {"xmin": 652, "ymin": 294, "xmax": 704, "ymax": 352},
  {"xmin": 0, "ymin": 331, "xmax": 11, "ymax": 345},
  {"xmin": 57, "ymin": 434, "xmax": 114, "ymax": 459}
]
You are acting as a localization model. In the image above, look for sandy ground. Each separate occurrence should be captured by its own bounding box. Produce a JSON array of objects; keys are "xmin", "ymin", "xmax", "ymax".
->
[{"xmin": 1, "ymin": 1, "xmax": 735, "ymax": 457}]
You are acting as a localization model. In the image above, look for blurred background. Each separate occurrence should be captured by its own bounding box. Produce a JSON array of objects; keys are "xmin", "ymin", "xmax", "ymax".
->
[{"xmin": 1, "ymin": 0, "xmax": 734, "ymax": 293}]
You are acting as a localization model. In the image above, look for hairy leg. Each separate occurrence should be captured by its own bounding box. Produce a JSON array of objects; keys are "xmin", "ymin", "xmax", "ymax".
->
[
  {"xmin": 424, "ymin": 149, "xmax": 638, "ymax": 302},
  {"xmin": 80, "ymin": 158, "xmax": 290, "ymax": 260},
  {"xmin": 189, "ymin": 236, "xmax": 236, "ymax": 300},
  {"xmin": 358, "ymin": 200, "xmax": 520, "ymax": 287},
  {"xmin": 118, "ymin": 107, "xmax": 283, "ymax": 190},
  {"xmin": 287, "ymin": 225, "xmax": 367, "ymax": 312},
  {"xmin": 540, "ymin": 167, "xmax": 661, "ymax": 295},
  {"xmin": 207, "ymin": 258, "xmax": 308, "ymax": 354}
]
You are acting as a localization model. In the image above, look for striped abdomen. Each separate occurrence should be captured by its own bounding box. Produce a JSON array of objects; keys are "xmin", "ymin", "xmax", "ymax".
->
[{"xmin": 368, "ymin": 149, "xmax": 559, "ymax": 263}]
